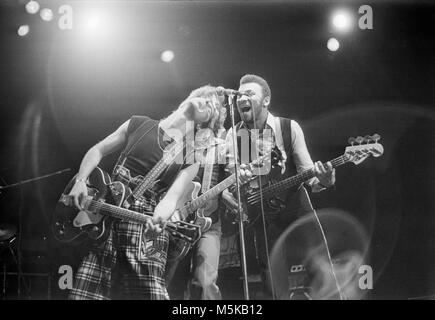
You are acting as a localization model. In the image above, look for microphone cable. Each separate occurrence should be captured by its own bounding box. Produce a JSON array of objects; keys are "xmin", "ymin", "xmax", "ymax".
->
[
  {"xmin": 303, "ymin": 187, "xmax": 345, "ymax": 300},
  {"xmin": 251, "ymin": 107, "xmax": 276, "ymax": 300}
]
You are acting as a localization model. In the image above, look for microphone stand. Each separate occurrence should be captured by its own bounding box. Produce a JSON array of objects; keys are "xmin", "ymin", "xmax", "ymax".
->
[
  {"xmin": 0, "ymin": 168, "xmax": 71, "ymax": 192},
  {"xmin": 228, "ymin": 94, "xmax": 250, "ymax": 300}
]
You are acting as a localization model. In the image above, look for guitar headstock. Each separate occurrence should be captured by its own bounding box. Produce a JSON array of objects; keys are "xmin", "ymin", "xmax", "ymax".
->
[{"xmin": 344, "ymin": 134, "xmax": 384, "ymax": 165}]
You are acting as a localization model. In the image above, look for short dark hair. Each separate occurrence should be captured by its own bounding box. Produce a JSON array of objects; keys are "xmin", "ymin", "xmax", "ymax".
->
[{"xmin": 239, "ymin": 74, "xmax": 271, "ymax": 101}]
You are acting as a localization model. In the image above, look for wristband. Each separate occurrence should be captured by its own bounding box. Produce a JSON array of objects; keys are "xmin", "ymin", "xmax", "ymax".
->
[{"xmin": 75, "ymin": 178, "xmax": 86, "ymax": 184}]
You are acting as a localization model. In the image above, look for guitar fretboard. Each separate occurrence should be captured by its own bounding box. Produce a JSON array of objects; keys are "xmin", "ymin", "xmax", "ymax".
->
[
  {"xmin": 87, "ymin": 200, "xmax": 154, "ymax": 224},
  {"xmin": 178, "ymin": 154, "xmax": 270, "ymax": 217},
  {"xmin": 247, "ymin": 155, "xmax": 347, "ymax": 205},
  {"xmin": 179, "ymin": 174, "xmax": 237, "ymax": 217}
]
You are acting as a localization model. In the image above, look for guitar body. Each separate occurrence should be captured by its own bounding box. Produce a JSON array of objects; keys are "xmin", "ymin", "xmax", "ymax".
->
[
  {"xmin": 244, "ymin": 180, "xmax": 299, "ymax": 226},
  {"xmin": 52, "ymin": 168, "xmax": 124, "ymax": 244},
  {"xmin": 171, "ymin": 181, "xmax": 213, "ymax": 233},
  {"xmin": 242, "ymin": 152, "xmax": 296, "ymax": 225},
  {"xmin": 53, "ymin": 167, "xmax": 203, "ymax": 265}
]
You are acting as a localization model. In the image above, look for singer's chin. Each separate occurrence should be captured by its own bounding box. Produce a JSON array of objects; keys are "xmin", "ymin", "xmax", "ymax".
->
[{"xmin": 240, "ymin": 112, "xmax": 252, "ymax": 123}]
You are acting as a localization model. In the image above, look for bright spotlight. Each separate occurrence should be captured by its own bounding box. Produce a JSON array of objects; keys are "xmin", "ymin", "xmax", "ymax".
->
[
  {"xmin": 85, "ymin": 15, "xmax": 101, "ymax": 32},
  {"xmin": 77, "ymin": 13, "xmax": 111, "ymax": 42},
  {"xmin": 40, "ymin": 8, "xmax": 53, "ymax": 21},
  {"xmin": 18, "ymin": 25, "xmax": 30, "ymax": 37},
  {"xmin": 25, "ymin": 1, "xmax": 40, "ymax": 14},
  {"xmin": 332, "ymin": 10, "xmax": 353, "ymax": 32},
  {"xmin": 161, "ymin": 50, "xmax": 175, "ymax": 63},
  {"xmin": 327, "ymin": 38, "xmax": 340, "ymax": 52}
]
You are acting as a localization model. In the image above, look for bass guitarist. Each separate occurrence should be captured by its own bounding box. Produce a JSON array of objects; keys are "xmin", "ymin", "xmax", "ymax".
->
[{"xmin": 222, "ymin": 74, "xmax": 336, "ymax": 299}]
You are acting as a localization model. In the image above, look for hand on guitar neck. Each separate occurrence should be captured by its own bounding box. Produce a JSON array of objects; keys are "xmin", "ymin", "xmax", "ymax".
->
[
  {"xmin": 313, "ymin": 161, "xmax": 336, "ymax": 189},
  {"xmin": 238, "ymin": 163, "xmax": 254, "ymax": 184},
  {"xmin": 221, "ymin": 163, "xmax": 253, "ymax": 219}
]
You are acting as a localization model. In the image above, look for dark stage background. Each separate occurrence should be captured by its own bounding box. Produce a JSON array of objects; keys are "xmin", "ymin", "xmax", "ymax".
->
[{"xmin": 0, "ymin": 0, "xmax": 434, "ymax": 299}]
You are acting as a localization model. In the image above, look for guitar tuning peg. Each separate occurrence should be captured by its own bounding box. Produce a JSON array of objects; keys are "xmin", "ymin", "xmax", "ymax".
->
[
  {"xmin": 348, "ymin": 137, "xmax": 356, "ymax": 146},
  {"xmin": 355, "ymin": 136, "xmax": 364, "ymax": 144},
  {"xmin": 363, "ymin": 135, "xmax": 372, "ymax": 143},
  {"xmin": 371, "ymin": 133, "xmax": 381, "ymax": 142}
]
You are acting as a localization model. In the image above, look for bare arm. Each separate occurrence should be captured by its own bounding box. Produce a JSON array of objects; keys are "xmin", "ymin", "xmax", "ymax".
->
[
  {"xmin": 145, "ymin": 162, "xmax": 200, "ymax": 235},
  {"xmin": 153, "ymin": 162, "xmax": 200, "ymax": 222},
  {"xmin": 291, "ymin": 120, "xmax": 335, "ymax": 192},
  {"xmin": 69, "ymin": 120, "xmax": 130, "ymax": 209}
]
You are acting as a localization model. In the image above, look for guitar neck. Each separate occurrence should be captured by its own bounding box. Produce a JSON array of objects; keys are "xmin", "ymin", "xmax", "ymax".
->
[
  {"xmin": 132, "ymin": 141, "xmax": 181, "ymax": 198},
  {"xmin": 183, "ymin": 174, "xmax": 237, "ymax": 214},
  {"xmin": 184, "ymin": 153, "xmax": 272, "ymax": 213},
  {"xmin": 86, "ymin": 199, "xmax": 153, "ymax": 225},
  {"xmin": 248, "ymin": 155, "xmax": 347, "ymax": 205}
]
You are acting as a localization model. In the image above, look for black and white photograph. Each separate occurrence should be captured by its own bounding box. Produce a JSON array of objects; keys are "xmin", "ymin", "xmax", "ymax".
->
[{"xmin": 0, "ymin": 0, "xmax": 434, "ymax": 305}]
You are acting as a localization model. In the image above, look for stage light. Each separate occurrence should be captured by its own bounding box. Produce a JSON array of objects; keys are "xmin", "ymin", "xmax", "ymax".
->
[
  {"xmin": 18, "ymin": 25, "xmax": 30, "ymax": 37},
  {"xmin": 76, "ymin": 12, "xmax": 111, "ymax": 44},
  {"xmin": 331, "ymin": 10, "xmax": 353, "ymax": 32},
  {"xmin": 25, "ymin": 1, "xmax": 40, "ymax": 14},
  {"xmin": 327, "ymin": 38, "xmax": 340, "ymax": 51},
  {"xmin": 84, "ymin": 15, "xmax": 101, "ymax": 33},
  {"xmin": 40, "ymin": 8, "xmax": 53, "ymax": 22},
  {"xmin": 161, "ymin": 50, "xmax": 175, "ymax": 63}
]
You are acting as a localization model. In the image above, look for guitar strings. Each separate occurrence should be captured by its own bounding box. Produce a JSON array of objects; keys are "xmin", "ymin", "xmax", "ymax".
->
[
  {"xmin": 83, "ymin": 198, "xmax": 190, "ymax": 234},
  {"xmin": 246, "ymin": 156, "xmax": 346, "ymax": 205}
]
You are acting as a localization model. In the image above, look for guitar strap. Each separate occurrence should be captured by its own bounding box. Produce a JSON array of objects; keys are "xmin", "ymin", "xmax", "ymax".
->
[
  {"xmin": 279, "ymin": 118, "xmax": 300, "ymax": 187},
  {"xmin": 201, "ymin": 144, "xmax": 216, "ymax": 194},
  {"xmin": 279, "ymin": 117, "xmax": 293, "ymax": 163},
  {"xmin": 200, "ymin": 135, "xmax": 226, "ymax": 191},
  {"xmin": 113, "ymin": 117, "xmax": 185, "ymax": 199},
  {"xmin": 115, "ymin": 117, "xmax": 154, "ymax": 169},
  {"xmin": 274, "ymin": 116, "xmax": 287, "ymax": 174},
  {"xmin": 131, "ymin": 140, "xmax": 184, "ymax": 199}
]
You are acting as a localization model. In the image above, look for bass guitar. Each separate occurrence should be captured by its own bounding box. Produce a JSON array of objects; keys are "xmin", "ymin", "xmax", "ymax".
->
[{"xmin": 223, "ymin": 134, "xmax": 384, "ymax": 225}]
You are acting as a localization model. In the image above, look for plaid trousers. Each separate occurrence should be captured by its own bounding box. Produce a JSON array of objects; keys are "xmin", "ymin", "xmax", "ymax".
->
[{"xmin": 68, "ymin": 199, "xmax": 170, "ymax": 300}]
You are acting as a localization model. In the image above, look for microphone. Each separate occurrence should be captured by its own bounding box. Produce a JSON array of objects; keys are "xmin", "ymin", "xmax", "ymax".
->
[{"xmin": 216, "ymin": 86, "xmax": 244, "ymax": 97}]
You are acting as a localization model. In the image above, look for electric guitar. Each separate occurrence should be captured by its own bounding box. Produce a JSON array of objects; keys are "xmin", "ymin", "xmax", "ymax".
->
[
  {"xmin": 223, "ymin": 134, "xmax": 384, "ymax": 225},
  {"xmin": 52, "ymin": 167, "xmax": 202, "ymax": 250},
  {"xmin": 167, "ymin": 152, "xmax": 276, "ymax": 231}
]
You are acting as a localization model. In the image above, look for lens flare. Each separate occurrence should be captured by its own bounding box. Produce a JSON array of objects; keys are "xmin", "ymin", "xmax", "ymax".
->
[
  {"xmin": 270, "ymin": 208, "xmax": 370, "ymax": 300},
  {"xmin": 327, "ymin": 38, "xmax": 340, "ymax": 51},
  {"xmin": 40, "ymin": 8, "xmax": 53, "ymax": 22},
  {"xmin": 18, "ymin": 25, "xmax": 30, "ymax": 37},
  {"xmin": 25, "ymin": 1, "xmax": 40, "ymax": 14},
  {"xmin": 161, "ymin": 50, "xmax": 175, "ymax": 63},
  {"xmin": 332, "ymin": 10, "xmax": 353, "ymax": 32}
]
